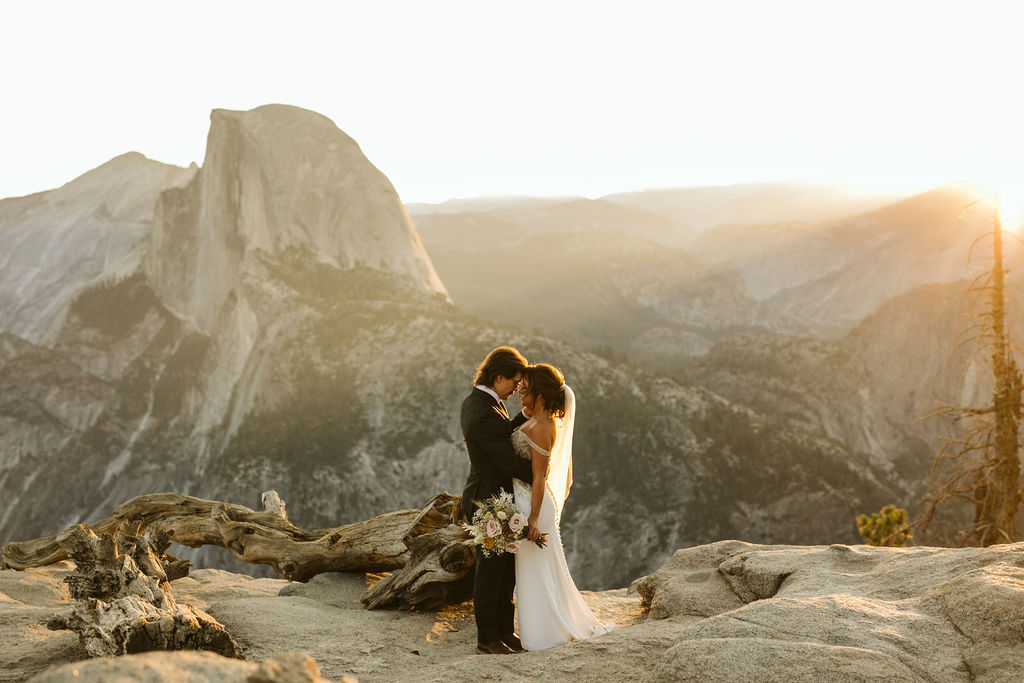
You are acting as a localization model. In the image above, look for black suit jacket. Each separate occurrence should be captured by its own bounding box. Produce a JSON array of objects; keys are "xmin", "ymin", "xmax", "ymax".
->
[{"xmin": 459, "ymin": 388, "xmax": 533, "ymax": 522}]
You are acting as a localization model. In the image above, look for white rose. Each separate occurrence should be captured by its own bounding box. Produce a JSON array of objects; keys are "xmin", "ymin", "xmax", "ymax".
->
[
  {"xmin": 497, "ymin": 511, "xmax": 508, "ymax": 520},
  {"xmin": 506, "ymin": 541, "xmax": 520, "ymax": 554}
]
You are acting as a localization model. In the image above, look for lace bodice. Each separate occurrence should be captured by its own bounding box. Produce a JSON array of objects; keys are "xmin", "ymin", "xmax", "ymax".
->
[{"xmin": 512, "ymin": 429, "xmax": 550, "ymax": 461}]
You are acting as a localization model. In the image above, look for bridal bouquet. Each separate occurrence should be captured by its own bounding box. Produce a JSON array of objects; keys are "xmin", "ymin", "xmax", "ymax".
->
[{"xmin": 463, "ymin": 490, "xmax": 548, "ymax": 558}]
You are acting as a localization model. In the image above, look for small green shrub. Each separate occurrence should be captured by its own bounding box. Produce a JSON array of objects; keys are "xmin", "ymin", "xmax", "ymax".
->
[{"xmin": 857, "ymin": 505, "xmax": 912, "ymax": 546}]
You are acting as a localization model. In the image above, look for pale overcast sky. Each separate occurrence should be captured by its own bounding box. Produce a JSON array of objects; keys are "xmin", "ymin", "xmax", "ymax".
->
[{"xmin": 1, "ymin": 1, "xmax": 1022, "ymax": 204}]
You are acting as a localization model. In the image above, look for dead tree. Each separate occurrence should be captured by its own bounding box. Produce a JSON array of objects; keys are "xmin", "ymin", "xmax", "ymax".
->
[
  {"xmin": 361, "ymin": 493, "xmax": 476, "ymax": 610},
  {"xmin": 48, "ymin": 522, "xmax": 243, "ymax": 658},
  {"xmin": 919, "ymin": 204, "xmax": 1024, "ymax": 545},
  {"xmin": 2, "ymin": 491, "xmax": 420, "ymax": 582},
  {"xmin": 2, "ymin": 491, "xmax": 477, "ymax": 609}
]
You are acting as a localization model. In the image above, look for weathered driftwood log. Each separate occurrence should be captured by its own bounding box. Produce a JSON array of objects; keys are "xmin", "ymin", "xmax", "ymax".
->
[
  {"xmin": 3, "ymin": 490, "xmax": 479, "ymax": 609},
  {"xmin": 2, "ymin": 491, "xmax": 420, "ymax": 582},
  {"xmin": 1, "ymin": 515, "xmax": 121, "ymax": 570},
  {"xmin": 48, "ymin": 523, "xmax": 243, "ymax": 658},
  {"xmin": 362, "ymin": 493, "xmax": 476, "ymax": 610}
]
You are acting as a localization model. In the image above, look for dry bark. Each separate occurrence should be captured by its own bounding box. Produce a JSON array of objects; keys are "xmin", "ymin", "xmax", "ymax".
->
[
  {"xmin": 47, "ymin": 523, "xmax": 243, "ymax": 658},
  {"xmin": 2, "ymin": 491, "xmax": 419, "ymax": 582},
  {"xmin": 3, "ymin": 490, "xmax": 478, "ymax": 610},
  {"xmin": 919, "ymin": 210, "xmax": 1024, "ymax": 546},
  {"xmin": 970, "ymin": 221, "xmax": 1022, "ymax": 545},
  {"xmin": 362, "ymin": 493, "xmax": 476, "ymax": 610}
]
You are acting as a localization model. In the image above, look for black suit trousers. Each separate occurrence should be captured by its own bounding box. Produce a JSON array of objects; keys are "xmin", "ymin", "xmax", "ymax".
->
[{"xmin": 473, "ymin": 546, "xmax": 516, "ymax": 643}]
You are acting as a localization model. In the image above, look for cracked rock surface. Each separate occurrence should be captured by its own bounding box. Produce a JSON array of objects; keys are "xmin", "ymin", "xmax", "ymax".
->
[
  {"xmin": 636, "ymin": 540, "xmax": 1024, "ymax": 682},
  {"xmin": 5, "ymin": 541, "xmax": 1024, "ymax": 681}
]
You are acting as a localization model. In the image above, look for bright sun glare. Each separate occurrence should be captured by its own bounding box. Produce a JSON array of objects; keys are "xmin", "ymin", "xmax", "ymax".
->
[{"xmin": 996, "ymin": 184, "xmax": 1024, "ymax": 233}]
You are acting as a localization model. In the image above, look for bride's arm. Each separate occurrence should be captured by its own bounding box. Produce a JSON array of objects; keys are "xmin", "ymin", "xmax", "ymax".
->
[
  {"xmin": 526, "ymin": 421, "xmax": 555, "ymax": 542},
  {"xmin": 527, "ymin": 450, "xmax": 549, "ymax": 542}
]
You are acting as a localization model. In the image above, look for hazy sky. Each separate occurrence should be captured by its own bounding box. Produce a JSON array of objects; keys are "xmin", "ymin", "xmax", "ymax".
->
[{"xmin": 2, "ymin": 1, "xmax": 1022, "ymax": 205}]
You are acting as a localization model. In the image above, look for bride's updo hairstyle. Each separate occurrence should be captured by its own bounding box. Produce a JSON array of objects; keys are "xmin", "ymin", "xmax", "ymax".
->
[{"xmin": 524, "ymin": 363, "xmax": 566, "ymax": 418}]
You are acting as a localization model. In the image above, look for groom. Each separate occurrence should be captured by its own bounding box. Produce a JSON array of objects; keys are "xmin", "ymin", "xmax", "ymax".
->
[{"xmin": 460, "ymin": 346, "xmax": 534, "ymax": 655}]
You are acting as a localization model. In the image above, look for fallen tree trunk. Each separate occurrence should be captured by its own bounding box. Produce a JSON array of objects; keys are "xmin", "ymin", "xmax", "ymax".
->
[
  {"xmin": 362, "ymin": 493, "xmax": 476, "ymax": 610},
  {"xmin": 2, "ymin": 490, "xmax": 478, "ymax": 609},
  {"xmin": 0, "ymin": 515, "xmax": 121, "ymax": 570},
  {"xmin": 2, "ymin": 491, "xmax": 420, "ymax": 582},
  {"xmin": 48, "ymin": 523, "xmax": 243, "ymax": 658}
]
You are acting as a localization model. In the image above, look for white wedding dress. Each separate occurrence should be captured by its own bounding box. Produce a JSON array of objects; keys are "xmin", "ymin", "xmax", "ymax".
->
[{"xmin": 511, "ymin": 385, "xmax": 614, "ymax": 651}]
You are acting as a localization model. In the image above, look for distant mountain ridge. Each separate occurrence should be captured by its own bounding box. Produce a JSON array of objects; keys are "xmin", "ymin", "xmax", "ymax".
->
[
  {"xmin": 693, "ymin": 185, "xmax": 1005, "ymax": 332},
  {"xmin": 409, "ymin": 182, "xmax": 905, "ymax": 244},
  {"xmin": 414, "ymin": 183, "xmax": 1003, "ymax": 357},
  {"xmin": 0, "ymin": 152, "xmax": 195, "ymax": 344},
  {"xmin": 0, "ymin": 104, "xmax": 936, "ymax": 590},
  {"xmin": 603, "ymin": 182, "xmax": 907, "ymax": 239},
  {"xmin": 406, "ymin": 195, "xmax": 582, "ymax": 215}
]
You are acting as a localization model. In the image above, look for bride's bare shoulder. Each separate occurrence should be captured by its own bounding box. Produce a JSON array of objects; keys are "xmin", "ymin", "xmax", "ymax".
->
[{"xmin": 524, "ymin": 418, "xmax": 555, "ymax": 450}]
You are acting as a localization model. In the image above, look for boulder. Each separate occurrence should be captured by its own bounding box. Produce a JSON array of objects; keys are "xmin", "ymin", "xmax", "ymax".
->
[
  {"xmin": 635, "ymin": 541, "xmax": 1024, "ymax": 683},
  {"xmin": 27, "ymin": 650, "xmax": 334, "ymax": 683}
]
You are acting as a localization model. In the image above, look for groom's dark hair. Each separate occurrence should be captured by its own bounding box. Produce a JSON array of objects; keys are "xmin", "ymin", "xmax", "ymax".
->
[{"xmin": 474, "ymin": 346, "xmax": 528, "ymax": 388}]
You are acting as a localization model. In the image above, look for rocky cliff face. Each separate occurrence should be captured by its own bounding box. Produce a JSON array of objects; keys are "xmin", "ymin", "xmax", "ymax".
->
[
  {"xmin": 143, "ymin": 105, "xmax": 446, "ymax": 334},
  {"xmin": 0, "ymin": 153, "xmax": 195, "ymax": 344}
]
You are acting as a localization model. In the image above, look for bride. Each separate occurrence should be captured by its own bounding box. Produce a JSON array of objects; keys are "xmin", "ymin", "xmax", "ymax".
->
[{"xmin": 511, "ymin": 363, "xmax": 614, "ymax": 651}]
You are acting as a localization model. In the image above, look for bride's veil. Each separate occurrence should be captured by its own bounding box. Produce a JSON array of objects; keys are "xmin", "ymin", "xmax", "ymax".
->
[{"xmin": 549, "ymin": 384, "xmax": 575, "ymax": 517}]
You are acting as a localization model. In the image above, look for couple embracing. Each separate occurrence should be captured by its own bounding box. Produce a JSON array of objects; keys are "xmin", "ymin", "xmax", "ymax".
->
[{"xmin": 460, "ymin": 346, "xmax": 613, "ymax": 655}]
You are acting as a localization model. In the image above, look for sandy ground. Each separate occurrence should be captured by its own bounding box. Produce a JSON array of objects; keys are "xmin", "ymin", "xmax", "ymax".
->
[
  {"xmin": 9, "ymin": 541, "xmax": 1024, "ymax": 682},
  {"xmin": 0, "ymin": 562, "xmax": 83, "ymax": 682},
  {"xmin": 1, "ymin": 562, "xmax": 660, "ymax": 682}
]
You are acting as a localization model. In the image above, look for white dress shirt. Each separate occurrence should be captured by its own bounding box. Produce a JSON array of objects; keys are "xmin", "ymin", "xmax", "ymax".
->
[
  {"xmin": 475, "ymin": 385, "xmax": 527, "ymax": 420},
  {"xmin": 475, "ymin": 385, "xmax": 500, "ymax": 404}
]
